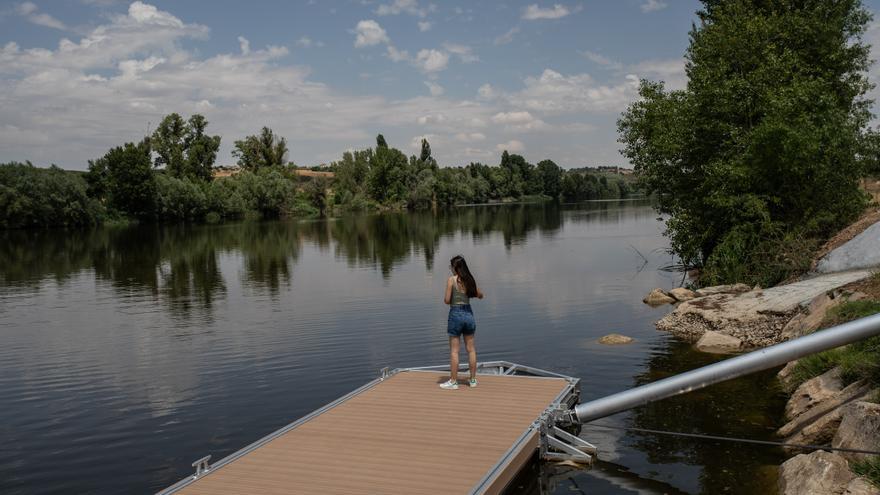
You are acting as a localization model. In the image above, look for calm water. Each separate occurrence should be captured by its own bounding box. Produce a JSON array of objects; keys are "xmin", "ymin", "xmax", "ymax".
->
[{"xmin": 0, "ymin": 200, "xmax": 787, "ymax": 494}]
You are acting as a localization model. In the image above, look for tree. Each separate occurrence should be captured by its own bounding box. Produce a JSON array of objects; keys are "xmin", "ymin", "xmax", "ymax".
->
[
  {"xmin": 618, "ymin": 0, "xmax": 872, "ymax": 284},
  {"xmin": 233, "ymin": 127, "xmax": 289, "ymax": 170},
  {"xmin": 419, "ymin": 138, "xmax": 432, "ymax": 163},
  {"xmin": 152, "ymin": 113, "xmax": 221, "ymax": 180},
  {"xmin": 536, "ymin": 159, "xmax": 562, "ymax": 198},
  {"xmin": 101, "ymin": 139, "xmax": 156, "ymax": 219},
  {"xmin": 376, "ymin": 134, "xmax": 388, "ymax": 149}
]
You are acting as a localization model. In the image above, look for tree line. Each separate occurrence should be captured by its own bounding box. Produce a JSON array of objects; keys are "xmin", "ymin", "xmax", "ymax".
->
[{"xmin": 0, "ymin": 114, "xmax": 638, "ymax": 229}]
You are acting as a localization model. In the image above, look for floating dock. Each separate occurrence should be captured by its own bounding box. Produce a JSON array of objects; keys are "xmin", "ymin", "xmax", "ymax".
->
[{"xmin": 157, "ymin": 361, "xmax": 595, "ymax": 495}]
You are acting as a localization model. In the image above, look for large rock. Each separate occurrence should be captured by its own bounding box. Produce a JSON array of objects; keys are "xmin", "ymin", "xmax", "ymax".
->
[
  {"xmin": 694, "ymin": 330, "xmax": 742, "ymax": 354},
  {"xmin": 778, "ymin": 378, "xmax": 873, "ymax": 448},
  {"xmin": 778, "ymin": 451, "xmax": 855, "ymax": 495},
  {"xmin": 778, "ymin": 360, "xmax": 800, "ymax": 389},
  {"xmin": 785, "ymin": 368, "xmax": 844, "ymax": 421},
  {"xmin": 598, "ymin": 334, "xmax": 634, "ymax": 345},
  {"xmin": 845, "ymin": 478, "xmax": 880, "ymax": 495},
  {"xmin": 695, "ymin": 283, "xmax": 752, "ymax": 297},
  {"xmin": 817, "ymin": 219, "xmax": 880, "ymax": 273},
  {"xmin": 643, "ymin": 288, "xmax": 675, "ymax": 306},
  {"xmin": 781, "ymin": 292, "xmax": 844, "ymax": 341},
  {"xmin": 668, "ymin": 287, "xmax": 697, "ymax": 302},
  {"xmin": 833, "ymin": 401, "xmax": 880, "ymax": 462}
]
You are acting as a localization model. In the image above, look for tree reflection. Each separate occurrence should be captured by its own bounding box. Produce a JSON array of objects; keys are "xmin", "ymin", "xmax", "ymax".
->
[
  {"xmin": 0, "ymin": 200, "xmax": 649, "ymax": 317},
  {"xmin": 625, "ymin": 340, "xmax": 787, "ymax": 494}
]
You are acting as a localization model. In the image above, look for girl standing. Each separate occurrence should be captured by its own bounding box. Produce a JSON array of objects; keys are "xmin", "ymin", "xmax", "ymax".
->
[{"xmin": 440, "ymin": 255, "xmax": 484, "ymax": 390}]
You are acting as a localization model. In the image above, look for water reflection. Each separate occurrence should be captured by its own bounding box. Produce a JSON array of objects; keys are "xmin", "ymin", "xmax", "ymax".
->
[{"xmin": 0, "ymin": 201, "xmax": 652, "ymax": 312}]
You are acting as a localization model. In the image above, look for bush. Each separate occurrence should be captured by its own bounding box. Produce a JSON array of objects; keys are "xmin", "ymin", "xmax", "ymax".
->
[
  {"xmin": 235, "ymin": 168, "xmax": 296, "ymax": 217},
  {"xmin": 0, "ymin": 162, "xmax": 104, "ymax": 228},
  {"xmin": 852, "ymin": 456, "xmax": 880, "ymax": 489},
  {"xmin": 155, "ymin": 174, "xmax": 208, "ymax": 220},
  {"xmin": 206, "ymin": 178, "xmax": 246, "ymax": 219}
]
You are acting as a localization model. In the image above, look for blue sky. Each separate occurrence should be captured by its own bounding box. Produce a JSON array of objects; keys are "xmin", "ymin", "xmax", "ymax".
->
[{"xmin": 2, "ymin": 0, "xmax": 879, "ymax": 170}]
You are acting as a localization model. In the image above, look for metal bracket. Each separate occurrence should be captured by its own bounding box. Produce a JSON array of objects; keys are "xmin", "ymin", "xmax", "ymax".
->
[
  {"xmin": 192, "ymin": 455, "xmax": 211, "ymax": 479},
  {"xmin": 379, "ymin": 367, "xmax": 391, "ymax": 380},
  {"xmin": 541, "ymin": 425, "xmax": 596, "ymax": 465}
]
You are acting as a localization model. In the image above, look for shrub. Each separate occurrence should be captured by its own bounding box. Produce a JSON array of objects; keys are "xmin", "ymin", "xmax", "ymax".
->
[
  {"xmin": 0, "ymin": 162, "xmax": 104, "ymax": 228},
  {"xmin": 852, "ymin": 456, "xmax": 880, "ymax": 489},
  {"xmin": 155, "ymin": 174, "xmax": 208, "ymax": 220}
]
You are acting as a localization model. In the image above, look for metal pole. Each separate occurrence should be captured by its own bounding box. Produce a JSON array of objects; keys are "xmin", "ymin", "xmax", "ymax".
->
[{"xmin": 573, "ymin": 312, "xmax": 880, "ymax": 424}]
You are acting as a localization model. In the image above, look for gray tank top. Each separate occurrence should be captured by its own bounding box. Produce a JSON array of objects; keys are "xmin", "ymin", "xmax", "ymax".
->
[{"xmin": 451, "ymin": 277, "xmax": 470, "ymax": 305}]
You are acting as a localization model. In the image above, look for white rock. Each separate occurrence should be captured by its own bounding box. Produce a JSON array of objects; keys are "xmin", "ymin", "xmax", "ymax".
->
[
  {"xmin": 778, "ymin": 451, "xmax": 855, "ymax": 495},
  {"xmin": 695, "ymin": 283, "xmax": 752, "ymax": 297},
  {"xmin": 694, "ymin": 330, "xmax": 742, "ymax": 354},
  {"xmin": 845, "ymin": 478, "xmax": 880, "ymax": 495},
  {"xmin": 598, "ymin": 334, "xmax": 634, "ymax": 345},
  {"xmin": 785, "ymin": 368, "xmax": 843, "ymax": 421},
  {"xmin": 643, "ymin": 288, "xmax": 675, "ymax": 306},
  {"xmin": 668, "ymin": 287, "xmax": 697, "ymax": 301},
  {"xmin": 833, "ymin": 401, "xmax": 880, "ymax": 463}
]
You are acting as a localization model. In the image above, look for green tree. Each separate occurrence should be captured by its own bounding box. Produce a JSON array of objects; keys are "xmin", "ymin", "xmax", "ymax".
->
[
  {"xmin": 536, "ymin": 159, "xmax": 562, "ymax": 198},
  {"xmin": 618, "ymin": 0, "xmax": 872, "ymax": 283},
  {"xmin": 376, "ymin": 134, "xmax": 388, "ymax": 149},
  {"xmin": 233, "ymin": 127, "xmax": 289, "ymax": 170},
  {"xmin": 152, "ymin": 113, "xmax": 221, "ymax": 180},
  {"xmin": 101, "ymin": 139, "xmax": 157, "ymax": 219}
]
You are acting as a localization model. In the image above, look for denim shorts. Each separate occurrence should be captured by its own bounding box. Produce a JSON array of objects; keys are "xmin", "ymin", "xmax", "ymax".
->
[{"xmin": 447, "ymin": 304, "xmax": 476, "ymax": 336}]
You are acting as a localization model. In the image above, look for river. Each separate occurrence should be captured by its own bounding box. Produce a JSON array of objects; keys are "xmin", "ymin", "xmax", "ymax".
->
[{"xmin": 0, "ymin": 200, "xmax": 786, "ymax": 494}]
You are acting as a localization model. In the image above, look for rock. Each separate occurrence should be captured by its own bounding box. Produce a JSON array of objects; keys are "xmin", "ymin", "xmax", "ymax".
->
[
  {"xmin": 668, "ymin": 287, "xmax": 697, "ymax": 302},
  {"xmin": 778, "ymin": 378, "xmax": 873, "ymax": 441},
  {"xmin": 782, "ymin": 293, "xmax": 844, "ymax": 340},
  {"xmin": 598, "ymin": 334, "xmax": 634, "ymax": 345},
  {"xmin": 643, "ymin": 288, "xmax": 675, "ymax": 306},
  {"xmin": 785, "ymin": 368, "xmax": 844, "ymax": 421},
  {"xmin": 847, "ymin": 291, "xmax": 870, "ymax": 302},
  {"xmin": 778, "ymin": 360, "xmax": 800, "ymax": 389},
  {"xmin": 845, "ymin": 478, "xmax": 880, "ymax": 495},
  {"xmin": 833, "ymin": 401, "xmax": 880, "ymax": 463},
  {"xmin": 694, "ymin": 330, "xmax": 742, "ymax": 354},
  {"xmin": 695, "ymin": 283, "xmax": 752, "ymax": 297},
  {"xmin": 778, "ymin": 451, "xmax": 854, "ymax": 495}
]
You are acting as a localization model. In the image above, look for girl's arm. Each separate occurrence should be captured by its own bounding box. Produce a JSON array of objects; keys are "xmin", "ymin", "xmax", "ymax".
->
[
  {"xmin": 476, "ymin": 286, "xmax": 484, "ymax": 299},
  {"xmin": 443, "ymin": 276, "xmax": 453, "ymax": 305}
]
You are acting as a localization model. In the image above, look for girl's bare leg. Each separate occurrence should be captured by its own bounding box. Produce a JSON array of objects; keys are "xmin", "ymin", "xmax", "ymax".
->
[
  {"xmin": 464, "ymin": 334, "xmax": 477, "ymax": 380},
  {"xmin": 449, "ymin": 336, "xmax": 460, "ymax": 382}
]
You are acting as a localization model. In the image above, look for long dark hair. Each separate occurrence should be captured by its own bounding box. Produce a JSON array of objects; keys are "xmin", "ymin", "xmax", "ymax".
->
[{"xmin": 450, "ymin": 255, "xmax": 478, "ymax": 298}]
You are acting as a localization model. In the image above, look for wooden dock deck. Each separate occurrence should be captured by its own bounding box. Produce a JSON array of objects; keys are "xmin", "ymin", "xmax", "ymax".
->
[{"xmin": 157, "ymin": 362, "xmax": 589, "ymax": 495}]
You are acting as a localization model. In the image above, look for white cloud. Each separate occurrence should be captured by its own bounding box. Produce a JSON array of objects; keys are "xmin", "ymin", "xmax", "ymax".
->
[
  {"xmin": 354, "ymin": 19, "xmax": 389, "ymax": 47},
  {"xmin": 417, "ymin": 113, "xmax": 447, "ymax": 125},
  {"xmin": 496, "ymin": 139, "xmax": 525, "ymax": 152},
  {"xmin": 508, "ymin": 69, "xmax": 639, "ymax": 114},
  {"xmin": 424, "ymin": 81, "xmax": 444, "ymax": 96},
  {"xmin": 455, "ymin": 132, "xmax": 486, "ymax": 142},
  {"xmin": 628, "ymin": 58, "xmax": 686, "ymax": 90},
  {"xmin": 237, "ymin": 36, "xmax": 250, "ymax": 55},
  {"xmin": 414, "ymin": 48, "xmax": 449, "ymax": 73},
  {"xmin": 490, "ymin": 110, "xmax": 547, "ymax": 131},
  {"xmin": 418, "ymin": 21, "xmax": 432, "ymax": 32},
  {"xmin": 376, "ymin": 0, "xmax": 430, "ymax": 18},
  {"xmin": 386, "ymin": 45, "xmax": 410, "ymax": 62},
  {"xmin": 581, "ymin": 50, "xmax": 622, "ymax": 71},
  {"xmin": 16, "ymin": 1, "xmax": 67, "ymax": 30},
  {"xmin": 522, "ymin": 4, "xmax": 570, "ymax": 20},
  {"xmin": 641, "ymin": 0, "xmax": 667, "ymax": 13},
  {"xmin": 442, "ymin": 43, "xmax": 478, "ymax": 63},
  {"xmin": 494, "ymin": 27, "xmax": 519, "ymax": 45},
  {"xmin": 478, "ymin": 83, "xmax": 496, "ymax": 99},
  {"xmin": 296, "ymin": 36, "xmax": 324, "ymax": 48}
]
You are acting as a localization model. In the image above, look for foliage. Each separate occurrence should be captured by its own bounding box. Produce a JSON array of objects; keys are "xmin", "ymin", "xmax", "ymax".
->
[
  {"xmin": 787, "ymin": 300, "xmax": 880, "ymax": 389},
  {"xmin": 88, "ymin": 140, "xmax": 157, "ymax": 220},
  {"xmin": 0, "ymin": 162, "xmax": 104, "ymax": 228},
  {"xmin": 155, "ymin": 174, "xmax": 208, "ymax": 220},
  {"xmin": 233, "ymin": 127, "xmax": 289, "ymax": 170},
  {"xmin": 152, "ymin": 113, "xmax": 221, "ymax": 181},
  {"xmin": 618, "ymin": 0, "xmax": 873, "ymax": 286},
  {"xmin": 852, "ymin": 456, "xmax": 880, "ymax": 489}
]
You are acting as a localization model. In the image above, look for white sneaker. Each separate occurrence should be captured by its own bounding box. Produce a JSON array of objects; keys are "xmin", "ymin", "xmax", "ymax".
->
[
  {"xmin": 469, "ymin": 378, "xmax": 478, "ymax": 388},
  {"xmin": 439, "ymin": 379, "xmax": 459, "ymax": 390}
]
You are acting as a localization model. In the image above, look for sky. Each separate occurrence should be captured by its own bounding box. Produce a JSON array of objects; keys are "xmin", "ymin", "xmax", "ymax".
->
[{"xmin": 2, "ymin": 0, "xmax": 880, "ymax": 170}]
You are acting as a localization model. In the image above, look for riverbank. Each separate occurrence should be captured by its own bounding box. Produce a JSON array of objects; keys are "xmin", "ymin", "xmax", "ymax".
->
[{"xmin": 643, "ymin": 209, "xmax": 880, "ymax": 494}]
